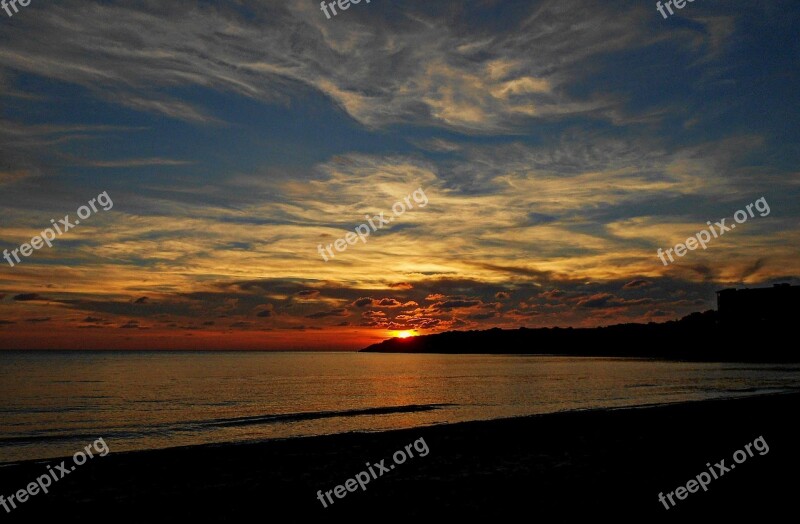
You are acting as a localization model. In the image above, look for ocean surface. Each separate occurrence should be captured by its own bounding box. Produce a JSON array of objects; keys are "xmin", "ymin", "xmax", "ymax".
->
[{"xmin": 1, "ymin": 352, "xmax": 799, "ymax": 463}]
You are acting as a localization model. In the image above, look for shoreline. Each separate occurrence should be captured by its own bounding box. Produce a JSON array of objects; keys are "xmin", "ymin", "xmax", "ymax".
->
[
  {"xmin": 1, "ymin": 391, "xmax": 797, "ymax": 520},
  {"xmin": 2, "ymin": 388, "xmax": 795, "ymax": 467},
  {"xmin": 361, "ymin": 314, "xmax": 800, "ymax": 362}
]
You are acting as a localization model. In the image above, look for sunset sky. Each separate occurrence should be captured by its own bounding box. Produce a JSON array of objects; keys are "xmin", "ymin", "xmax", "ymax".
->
[{"xmin": 1, "ymin": 0, "xmax": 798, "ymax": 349}]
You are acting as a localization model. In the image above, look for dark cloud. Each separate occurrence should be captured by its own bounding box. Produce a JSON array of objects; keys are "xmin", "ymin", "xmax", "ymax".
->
[
  {"xmin": 468, "ymin": 312, "xmax": 497, "ymax": 320},
  {"xmin": 526, "ymin": 212, "xmax": 557, "ymax": 225},
  {"xmin": 353, "ymin": 297, "xmax": 374, "ymax": 307},
  {"xmin": 13, "ymin": 293, "xmax": 45, "ymax": 301},
  {"xmin": 5, "ymin": 272, "xmax": 749, "ymax": 341},
  {"xmin": 377, "ymin": 298, "xmax": 402, "ymax": 307},
  {"xmin": 576, "ymin": 293, "xmax": 614, "ymax": 308},
  {"xmin": 451, "ymin": 318, "xmax": 469, "ymax": 328},
  {"xmin": 623, "ymin": 280, "xmax": 651, "ymax": 289},
  {"xmin": 351, "ymin": 297, "xmax": 416, "ymax": 308},
  {"xmin": 255, "ymin": 304, "xmax": 274, "ymax": 318},
  {"xmin": 435, "ymin": 300, "xmax": 481, "ymax": 309},
  {"xmin": 473, "ymin": 263, "xmax": 551, "ymax": 280},
  {"xmin": 740, "ymin": 259, "xmax": 766, "ymax": 281},
  {"xmin": 306, "ymin": 308, "xmax": 348, "ymax": 319}
]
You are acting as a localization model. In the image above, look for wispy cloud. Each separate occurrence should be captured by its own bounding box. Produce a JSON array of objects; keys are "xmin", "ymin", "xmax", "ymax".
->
[
  {"xmin": 82, "ymin": 158, "xmax": 194, "ymax": 168},
  {"xmin": 0, "ymin": 0, "xmax": 738, "ymax": 131}
]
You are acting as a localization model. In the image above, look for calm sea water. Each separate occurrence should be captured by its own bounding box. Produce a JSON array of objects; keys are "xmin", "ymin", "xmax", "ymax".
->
[{"xmin": 1, "ymin": 352, "xmax": 798, "ymax": 463}]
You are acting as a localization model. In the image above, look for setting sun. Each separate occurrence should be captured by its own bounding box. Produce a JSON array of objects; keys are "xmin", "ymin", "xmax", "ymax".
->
[{"xmin": 395, "ymin": 331, "xmax": 415, "ymax": 339}]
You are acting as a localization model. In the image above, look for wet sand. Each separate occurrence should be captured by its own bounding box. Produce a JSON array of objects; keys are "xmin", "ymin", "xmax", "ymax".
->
[{"xmin": 1, "ymin": 392, "xmax": 797, "ymax": 521}]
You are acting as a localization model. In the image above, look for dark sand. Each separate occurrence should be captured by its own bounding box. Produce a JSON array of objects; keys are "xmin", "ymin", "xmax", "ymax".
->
[{"xmin": 1, "ymin": 392, "xmax": 797, "ymax": 521}]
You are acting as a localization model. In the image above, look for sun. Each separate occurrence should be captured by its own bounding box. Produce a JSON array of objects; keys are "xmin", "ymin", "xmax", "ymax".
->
[{"xmin": 396, "ymin": 330, "xmax": 415, "ymax": 339}]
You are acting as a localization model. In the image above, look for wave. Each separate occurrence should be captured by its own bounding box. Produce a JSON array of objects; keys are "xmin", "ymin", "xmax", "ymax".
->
[{"xmin": 0, "ymin": 403, "xmax": 452, "ymax": 446}]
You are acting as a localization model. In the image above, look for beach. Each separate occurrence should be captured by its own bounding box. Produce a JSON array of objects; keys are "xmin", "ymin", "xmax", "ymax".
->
[{"xmin": 0, "ymin": 391, "xmax": 796, "ymax": 521}]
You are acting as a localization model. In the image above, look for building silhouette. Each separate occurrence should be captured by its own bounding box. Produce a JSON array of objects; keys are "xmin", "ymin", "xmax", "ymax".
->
[{"xmin": 716, "ymin": 283, "xmax": 799, "ymax": 323}]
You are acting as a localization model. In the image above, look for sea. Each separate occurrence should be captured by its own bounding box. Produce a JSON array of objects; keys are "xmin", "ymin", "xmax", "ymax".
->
[{"xmin": 1, "ymin": 352, "xmax": 798, "ymax": 463}]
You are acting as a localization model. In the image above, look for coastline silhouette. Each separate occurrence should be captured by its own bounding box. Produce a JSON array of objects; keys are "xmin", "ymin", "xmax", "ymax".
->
[{"xmin": 362, "ymin": 284, "xmax": 799, "ymax": 362}]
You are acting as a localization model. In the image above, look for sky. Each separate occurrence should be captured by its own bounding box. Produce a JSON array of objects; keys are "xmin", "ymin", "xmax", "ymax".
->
[{"xmin": 1, "ymin": 0, "xmax": 798, "ymax": 350}]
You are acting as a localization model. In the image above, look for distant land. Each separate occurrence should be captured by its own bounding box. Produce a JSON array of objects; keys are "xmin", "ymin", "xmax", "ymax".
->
[
  {"xmin": 360, "ymin": 311, "xmax": 795, "ymax": 361},
  {"xmin": 362, "ymin": 301, "xmax": 800, "ymax": 363},
  {"xmin": 362, "ymin": 285, "xmax": 799, "ymax": 361}
]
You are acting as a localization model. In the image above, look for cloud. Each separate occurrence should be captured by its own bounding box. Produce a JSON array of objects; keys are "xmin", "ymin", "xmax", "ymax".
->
[
  {"xmin": 434, "ymin": 300, "xmax": 481, "ymax": 310},
  {"xmin": 350, "ymin": 297, "xmax": 416, "ymax": 308},
  {"xmin": 305, "ymin": 308, "xmax": 348, "ymax": 319},
  {"xmin": 352, "ymin": 297, "xmax": 374, "ymax": 307},
  {"xmin": 474, "ymin": 263, "xmax": 551, "ymax": 280},
  {"xmin": 256, "ymin": 304, "xmax": 275, "ymax": 318},
  {"xmin": 467, "ymin": 312, "xmax": 496, "ymax": 320},
  {"xmin": 376, "ymin": 298, "xmax": 402, "ymax": 307},
  {"xmin": 0, "ymin": 170, "xmax": 32, "ymax": 185},
  {"xmin": 0, "ymin": 0, "xmax": 720, "ymax": 132},
  {"xmin": 13, "ymin": 293, "xmax": 45, "ymax": 301},
  {"xmin": 413, "ymin": 138, "xmax": 461, "ymax": 153},
  {"xmin": 0, "ymin": 119, "xmax": 147, "ymax": 185},
  {"xmin": 83, "ymin": 158, "xmax": 193, "ymax": 168},
  {"xmin": 576, "ymin": 293, "xmax": 614, "ymax": 308}
]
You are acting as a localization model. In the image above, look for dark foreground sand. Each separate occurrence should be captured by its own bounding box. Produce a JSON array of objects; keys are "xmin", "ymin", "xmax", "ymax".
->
[{"xmin": 1, "ymin": 392, "xmax": 798, "ymax": 521}]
